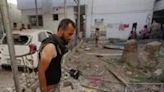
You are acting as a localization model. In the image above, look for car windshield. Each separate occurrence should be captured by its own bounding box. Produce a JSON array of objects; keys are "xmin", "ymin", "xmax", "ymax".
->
[{"xmin": 2, "ymin": 34, "xmax": 30, "ymax": 45}]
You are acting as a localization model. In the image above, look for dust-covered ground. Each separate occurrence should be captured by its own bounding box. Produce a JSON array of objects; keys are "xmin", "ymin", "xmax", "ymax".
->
[
  {"xmin": 0, "ymin": 39, "xmax": 164, "ymax": 92},
  {"xmin": 0, "ymin": 67, "xmax": 14, "ymax": 92}
]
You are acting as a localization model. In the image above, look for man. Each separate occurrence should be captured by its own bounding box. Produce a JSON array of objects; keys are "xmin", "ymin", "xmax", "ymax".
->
[
  {"xmin": 139, "ymin": 25, "xmax": 150, "ymax": 39},
  {"xmin": 20, "ymin": 24, "xmax": 26, "ymax": 31},
  {"xmin": 38, "ymin": 19, "xmax": 75, "ymax": 92},
  {"xmin": 13, "ymin": 22, "xmax": 18, "ymax": 30}
]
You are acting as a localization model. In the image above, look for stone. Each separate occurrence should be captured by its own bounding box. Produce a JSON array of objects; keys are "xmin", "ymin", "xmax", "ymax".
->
[
  {"xmin": 154, "ymin": 69, "xmax": 162, "ymax": 76},
  {"xmin": 85, "ymin": 47, "xmax": 91, "ymax": 51},
  {"xmin": 126, "ymin": 71, "xmax": 132, "ymax": 75},
  {"xmin": 138, "ymin": 41, "xmax": 161, "ymax": 66},
  {"xmin": 144, "ymin": 41, "xmax": 161, "ymax": 56},
  {"xmin": 63, "ymin": 81, "xmax": 73, "ymax": 89},
  {"xmin": 122, "ymin": 40, "xmax": 139, "ymax": 67},
  {"xmin": 3, "ymin": 88, "xmax": 13, "ymax": 92}
]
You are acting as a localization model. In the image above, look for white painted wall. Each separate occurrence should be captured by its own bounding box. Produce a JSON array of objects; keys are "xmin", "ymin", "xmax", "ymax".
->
[
  {"xmin": 101, "ymin": 12, "xmax": 152, "ymax": 39},
  {"xmin": 21, "ymin": 7, "xmax": 75, "ymax": 33},
  {"xmin": 86, "ymin": 0, "xmax": 155, "ymax": 39},
  {"xmin": 17, "ymin": 0, "xmax": 86, "ymax": 32},
  {"xmin": 8, "ymin": 3, "xmax": 22, "ymax": 28}
]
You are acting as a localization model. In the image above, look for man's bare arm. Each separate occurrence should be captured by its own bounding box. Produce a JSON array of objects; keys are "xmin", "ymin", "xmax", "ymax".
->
[{"xmin": 38, "ymin": 43, "xmax": 57, "ymax": 92}]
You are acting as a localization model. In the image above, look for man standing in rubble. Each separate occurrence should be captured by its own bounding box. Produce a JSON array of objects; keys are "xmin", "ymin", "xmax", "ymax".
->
[{"xmin": 38, "ymin": 19, "xmax": 76, "ymax": 92}]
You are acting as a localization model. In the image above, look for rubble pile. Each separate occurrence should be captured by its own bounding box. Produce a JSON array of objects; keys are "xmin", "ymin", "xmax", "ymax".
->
[
  {"xmin": 122, "ymin": 40, "xmax": 162, "ymax": 68},
  {"xmin": 63, "ymin": 44, "xmax": 127, "ymax": 92}
]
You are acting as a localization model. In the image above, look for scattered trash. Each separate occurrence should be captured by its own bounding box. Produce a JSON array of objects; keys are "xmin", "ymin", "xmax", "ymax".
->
[
  {"xmin": 85, "ymin": 47, "xmax": 91, "ymax": 51},
  {"xmin": 3, "ymin": 87, "xmax": 13, "ymax": 92},
  {"xmin": 63, "ymin": 81, "xmax": 74, "ymax": 89},
  {"xmin": 69, "ymin": 69, "xmax": 81, "ymax": 80},
  {"xmin": 84, "ymin": 88, "xmax": 97, "ymax": 92},
  {"xmin": 103, "ymin": 45, "xmax": 124, "ymax": 50},
  {"xmin": 126, "ymin": 71, "xmax": 132, "ymax": 75},
  {"xmin": 154, "ymin": 69, "xmax": 162, "ymax": 76},
  {"xmin": 95, "ymin": 54, "xmax": 103, "ymax": 58}
]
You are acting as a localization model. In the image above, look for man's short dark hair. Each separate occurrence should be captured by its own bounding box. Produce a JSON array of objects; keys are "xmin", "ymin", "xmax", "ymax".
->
[{"xmin": 57, "ymin": 18, "xmax": 75, "ymax": 31}]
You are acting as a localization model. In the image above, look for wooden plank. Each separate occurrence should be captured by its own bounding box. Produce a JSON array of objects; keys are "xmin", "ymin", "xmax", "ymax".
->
[{"xmin": 105, "ymin": 66, "xmax": 128, "ymax": 87}]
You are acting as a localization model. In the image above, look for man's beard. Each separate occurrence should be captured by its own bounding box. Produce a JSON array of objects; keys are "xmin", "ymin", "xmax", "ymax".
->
[{"xmin": 60, "ymin": 36, "xmax": 69, "ymax": 45}]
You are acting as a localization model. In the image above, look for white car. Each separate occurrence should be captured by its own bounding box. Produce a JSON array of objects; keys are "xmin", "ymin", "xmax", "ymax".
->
[{"xmin": 0, "ymin": 29, "xmax": 52, "ymax": 69}]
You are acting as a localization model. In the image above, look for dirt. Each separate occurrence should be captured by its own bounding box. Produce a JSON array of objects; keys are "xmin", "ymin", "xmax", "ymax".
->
[
  {"xmin": 63, "ymin": 41, "xmax": 129, "ymax": 91},
  {"xmin": 0, "ymin": 68, "xmax": 14, "ymax": 92},
  {"xmin": 0, "ymin": 39, "xmax": 164, "ymax": 92}
]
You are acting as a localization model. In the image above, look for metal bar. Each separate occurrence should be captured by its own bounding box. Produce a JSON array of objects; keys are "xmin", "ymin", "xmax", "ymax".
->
[
  {"xmin": 0, "ymin": 7, "xmax": 5, "ymax": 33},
  {"xmin": 75, "ymin": 0, "xmax": 80, "ymax": 45},
  {"xmin": 0, "ymin": 0, "xmax": 20, "ymax": 92},
  {"xmin": 35, "ymin": 0, "xmax": 39, "ymax": 27},
  {"xmin": 64, "ymin": 0, "xmax": 67, "ymax": 18},
  {"xmin": 22, "ymin": 57, "xmax": 28, "ymax": 87}
]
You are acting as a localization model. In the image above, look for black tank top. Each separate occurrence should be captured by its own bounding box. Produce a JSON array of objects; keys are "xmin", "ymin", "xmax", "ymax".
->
[
  {"xmin": 45, "ymin": 46, "xmax": 62, "ymax": 85},
  {"xmin": 38, "ymin": 34, "xmax": 68, "ymax": 85}
]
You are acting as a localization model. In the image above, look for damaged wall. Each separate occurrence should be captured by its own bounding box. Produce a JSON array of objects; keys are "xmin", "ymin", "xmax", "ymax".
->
[{"xmin": 86, "ymin": 0, "xmax": 155, "ymax": 39}]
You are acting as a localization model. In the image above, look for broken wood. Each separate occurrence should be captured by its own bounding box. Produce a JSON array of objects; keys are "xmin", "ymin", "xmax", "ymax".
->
[{"xmin": 105, "ymin": 66, "xmax": 128, "ymax": 87}]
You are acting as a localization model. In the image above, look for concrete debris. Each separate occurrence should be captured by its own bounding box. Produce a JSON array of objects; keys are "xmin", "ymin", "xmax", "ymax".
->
[
  {"xmin": 103, "ymin": 45, "xmax": 124, "ymax": 50},
  {"xmin": 63, "ymin": 81, "xmax": 74, "ymax": 89},
  {"xmin": 3, "ymin": 88, "xmax": 13, "ymax": 92},
  {"xmin": 122, "ymin": 40, "xmax": 162, "ymax": 68},
  {"xmin": 84, "ymin": 47, "xmax": 91, "ymax": 51},
  {"xmin": 144, "ymin": 41, "xmax": 161, "ymax": 56},
  {"xmin": 144, "ymin": 41, "xmax": 161, "ymax": 59},
  {"xmin": 106, "ymin": 66, "xmax": 128, "ymax": 87},
  {"xmin": 95, "ymin": 54, "xmax": 103, "ymax": 58},
  {"xmin": 63, "ymin": 42, "xmax": 128, "ymax": 91},
  {"xmin": 126, "ymin": 71, "xmax": 132, "ymax": 75},
  {"xmin": 154, "ymin": 69, "xmax": 162, "ymax": 76},
  {"xmin": 138, "ymin": 41, "xmax": 161, "ymax": 66},
  {"xmin": 122, "ymin": 40, "xmax": 139, "ymax": 67},
  {"xmin": 2, "ymin": 40, "xmax": 164, "ymax": 92}
]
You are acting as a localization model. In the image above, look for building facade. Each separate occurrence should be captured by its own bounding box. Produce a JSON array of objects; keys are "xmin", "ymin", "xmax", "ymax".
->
[
  {"xmin": 17, "ymin": 0, "xmax": 87, "ymax": 33},
  {"xmin": 17, "ymin": 0, "xmax": 156, "ymax": 39},
  {"xmin": 85, "ymin": 0, "xmax": 156, "ymax": 39}
]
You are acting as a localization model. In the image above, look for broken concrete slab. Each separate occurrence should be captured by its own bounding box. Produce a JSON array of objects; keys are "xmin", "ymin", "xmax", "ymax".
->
[
  {"xmin": 138, "ymin": 41, "xmax": 162, "ymax": 67},
  {"xmin": 144, "ymin": 41, "xmax": 161, "ymax": 56},
  {"xmin": 84, "ymin": 47, "xmax": 91, "ymax": 51},
  {"xmin": 103, "ymin": 45, "xmax": 124, "ymax": 50},
  {"xmin": 154, "ymin": 69, "xmax": 162, "ymax": 76},
  {"xmin": 122, "ymin": 40, "xmax": 139, "ymax": 67},
  {"xmin": 144, "ymin": 41, "xmax": 161, "ymax": 61},
  {"xmin": 63, "ymin": 81, "xmax": 74, "ymax": 89}
]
